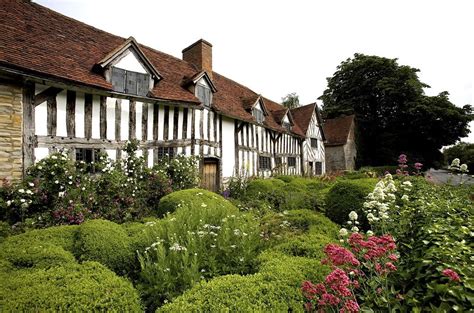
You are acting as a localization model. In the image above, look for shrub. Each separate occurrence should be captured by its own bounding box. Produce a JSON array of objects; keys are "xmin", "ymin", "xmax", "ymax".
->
[
  {"xmin": 159, "ymin": 251, "xmax": 331, "ymax": 313},
  {"xmin": 156, "ymin": 188, "xmax": 235, "ymax": 217},
  {"xmin": 74, "ymin": 219, "xmax": 133, "ymax": 275},
  {"xmin": 3, "ymin": 225, "xmax": 78, "ymax": 252},
  {"xmin": 0, "ymin": 261, "xmax": 142, "ymax": 312},
  {"xmin": 138, "ymin": 192, "xmax": 261, "ymax": 310},
  {"xmin": 260, "ymin": 210, "xmax": 338, "ymax": 246},
  {"xmin": 0, "ymin": 239, "xmax": 76, "ymax": 269},
  {"xmin": 325, "ymin": 179, "xmax": 376, "ymax": 227},
  {"xmin": 270, "ymin": 233, "xmax": 335, "ymax": 259}
]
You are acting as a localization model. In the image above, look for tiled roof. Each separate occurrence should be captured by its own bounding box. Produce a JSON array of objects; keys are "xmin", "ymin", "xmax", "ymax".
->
[
  {"xmin": 323, "ymin": 115, "xmax": 355, "ymax": 146},
  {"xmin": 0, "ymin": 0, "xmax": 307, "ymax": 137}
]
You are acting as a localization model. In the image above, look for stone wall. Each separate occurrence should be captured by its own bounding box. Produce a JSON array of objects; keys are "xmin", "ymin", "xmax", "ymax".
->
[
  {"xmin": 325, "ymin": 145, "xmax": 346, "ymax": 173},
  {"xmin": 0, "ymin": 83, "xmax": 23, "ymax": 185}
]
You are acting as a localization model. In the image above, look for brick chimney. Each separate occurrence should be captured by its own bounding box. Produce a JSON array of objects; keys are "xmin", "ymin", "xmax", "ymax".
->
[{"xmin": 182, "ymin": 39, "xmax": 213, "ymax": 79}]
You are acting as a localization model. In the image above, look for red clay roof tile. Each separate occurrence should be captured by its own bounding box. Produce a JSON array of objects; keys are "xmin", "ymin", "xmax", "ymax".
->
[{"xmin": 323, "ymin": 115, "xmax": 355, "ymax": 146}]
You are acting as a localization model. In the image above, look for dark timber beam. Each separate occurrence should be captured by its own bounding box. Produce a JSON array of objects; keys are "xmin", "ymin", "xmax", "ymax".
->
[{"xmin": 34, "ymin": 87, "xmax": 62, "ymax": 106}]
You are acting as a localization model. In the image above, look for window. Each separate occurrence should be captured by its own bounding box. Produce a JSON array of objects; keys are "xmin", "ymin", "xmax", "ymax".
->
[
  {"xmin": 311, "ymin": 138, "xmax": 318, "ymax": 149},
  {"xmin": 76, "ymin": 148, "xmax": 101, "ymax": 173},
  {"xmin": 157, "ymin": 147, "xmax": 175, "ymax": 160},
  {"xmin": 196, "ymin": 84, "xmax": 212, "ymax": 107},
  {"xmin": 288, "ymin": 157, "xmax": 296, "ymax": 167},
  {"xmin": 315, "ymin": 162, "xmax": 323, "ymax": 175},
  {"xmin": 275, "ymin": 157, "xmax": 282, "ymax": 167},
  {"xmin": 259, "ymin": 156, "xmax": 271, "ymax": 170},
  {"xmin": 253, "ymin": 108, "xmax": 264, "ymax": 123},
  {"xmin": 111, "ymin": 67, "xmax": 150, "ymax": 96},
  {"xmin": 283, "ymin": 122, "xmax": 291, "ymax": 132}
]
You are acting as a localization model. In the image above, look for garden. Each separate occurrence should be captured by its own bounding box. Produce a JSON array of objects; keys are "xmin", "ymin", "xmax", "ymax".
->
[{"xmin": 0, "ymin": 143, "xmax": 473, "ymax": 312}]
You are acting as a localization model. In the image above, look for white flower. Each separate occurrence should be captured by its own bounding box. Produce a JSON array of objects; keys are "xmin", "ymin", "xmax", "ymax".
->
[
  {"xmin": 402, "ymin": 181, "xmax": 412, "ymax": 187},
  {"xmin": 351, "ymin": 226, "xmax": 359, "ymax": 232},
  {"xmin": 451, "ymin": 158, "xmax": 460, "ymax": 167},
  {"xmin": 367, "ymin": 213, "xmax": 375, "ymax": 222},
  {"xmin": 54, "ymin": 180, "xmax": 59, "ymax": 184},
  {"xmin": 18, "ymin": 189, "xmax": 25, "ymax": 193},
  {"xmin": 26, "ymin": 190, "xmax": 33, "ymax": 195},
  {"xmin": 58, "ymin": 192, "xmax": 65, "ymax": 197},
  {"xmin": 6, "ymin": 200, "xmax": 12, "ymax": 206},
  {"xmin": 401, "ymin": 194, "xmax": 409, "ymax": 201},
  {"xmin": 460, "ymin": 164, "xmax": 469, "ymax": 173},
  {"xmin": 51, "ymin": 155, "xmax": 57, "ymax": 160},
  {"xmin": 20, "ymin": 199, "xmax": 26, "ymax": 203},
  {"xmin": 28, "ymin": 182, "xmax": 34, "ymax": 187},
  {"xmin": 169, "ymin": 243, "xmax": 187, "ymax": 251},
  {"xmin": 37, "ymin": 165, "xmax": 42, "ymax": 170},
  {"xmin": 339, "ymin": 228, "xmax": 349, "ymax": 237},
  {"xmin": 348, "ymin": 211, "xmax": 358, "ymax": 221},
  {"xmin": 366, "ymin": 230, "xmax": 374, "ymax": 236},
  {"xmin": 201, "ymin": 203, "xmax": 207, "ymax": 207}
]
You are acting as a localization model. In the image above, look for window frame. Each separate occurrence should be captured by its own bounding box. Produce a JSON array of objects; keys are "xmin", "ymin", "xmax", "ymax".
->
[
  {"xmin": 311, "ymin": 138, "xmax": 318, "ymax": 149},
  {"xmin": 157, "ymin": 147, "xmax": 175, "ymax": 160},
  {"xmin": 258, "ymin": 155, "xmax": 271, "ymax": 171},
  {"xmin": 287, "ymin": 156, "xmax": 296, "ymax": 167},
  {"xmin": 111, "ymin": 67, "xmax": 150, "ymax": 96},
  {"xmin": 196, "ymin": 83, "xmax": 212, "ymax": 107},
  {"xmin": 253, "ymin": 107, "xmax": 265, "ymax": 123},
  {"xmin": 75, "ymin": 148, "xmax": 101, "ymax": 173}
]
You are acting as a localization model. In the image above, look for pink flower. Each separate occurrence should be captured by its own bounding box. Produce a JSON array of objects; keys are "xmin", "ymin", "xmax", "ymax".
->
[
  {"xmin": 319, "ymin": 293, "xmax": 341, "ymax": 306},
  {"xmin": 385, "ymin": 262, "xmax": 397, "ymax": 272},
  {"xmin": 398, "ymin": 154, "xmax": 407, "ymax": 164},
  {"xmin": 324, "ymin": 244, "xmax": 360, "ymax": 267},
  {"xmin": 442, "ymin": 269, "xmax": 461, "ymax": 282},
  {"xmin": 388, "ymin": 254, "xmax": 398, "ymax": 261},
  {"xmin": 341, "ymin": 299, "xmax": 360, "ymax": 313},
  {"xmin": 325, "ymin": 268, "xmax": 352, "ymax": 297},
  {"xmin": 414, "ymin": 162, "xmax": 423, "ymax": 170}
]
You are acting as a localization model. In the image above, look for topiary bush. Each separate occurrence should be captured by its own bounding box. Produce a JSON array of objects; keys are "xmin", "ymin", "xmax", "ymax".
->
[
  {"xmin": 0, "ymin": 261, "xmax": 142, "ymax": 312},
  {"xmin": 74, "ymin": 219, "xmax": 134, "ymax": 275},
  {"xmin": 0, "ymin": 239, "xmax": 76, "ymax": 269},
  {"xmin": 3, "ymin": 225, "xmax": 79, "ymax": 252},
  {"xmin": 159, "ymin": 250, "xmax": 331, "ymax": 313},
  {"xmin": 156, "ymin": 188, "xmax": 236, "ymax": 217},
  {"xmin": 325, "ymin": 178, "xmax": 376, "ymax": 227}
]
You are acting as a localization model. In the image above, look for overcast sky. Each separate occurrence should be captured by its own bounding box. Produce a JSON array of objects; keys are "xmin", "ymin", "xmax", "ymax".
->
[{"xmin": 36, "ymin": 0, "xmax": 473, "ymax": 142}]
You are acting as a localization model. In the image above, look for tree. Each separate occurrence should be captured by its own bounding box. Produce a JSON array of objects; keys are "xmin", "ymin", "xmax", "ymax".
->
[
  {"xmin": 320, "ymin": 53, "xmax": 472, "ymax": 168},
  {"xmin": 281, "ymin": 92, "xmax": 300, "ymax": 109},
  {"xmin": 443, "ymin": 142, "xmax": 474, "ymax": 171}
]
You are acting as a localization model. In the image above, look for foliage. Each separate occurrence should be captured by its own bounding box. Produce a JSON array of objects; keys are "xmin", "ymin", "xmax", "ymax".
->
[
  {"xmin": 0, "ymin": 238, "xmax": 76, "ymax": 269},
  {"xmin": 281, "ymin": 92, "xmax": 300, "ymax": 109},
  {"xmin": 0, "ymin": 261, "xmax": 142, "ymax": 312},
  {"xmin": 225, "ymin": 169, "xmax": 251, "ymax": 199},
  {"xmin": 443, "ymin": 142, "xmax": 474, "ymax": 171},
  {"xmin": 320, "ymin": 53, "xmax": 472, "ymax": 168},
  {"xmin": 0, "ymin": 140, "xmax": 200, "ymax": 228},
  {"xmin": 74, "ymin": 219, "xmax": 134, "ymax": 275},
  {"xmin": 325, "ymin": 179, "xmax": 376, "ymax": 228},
  {"xmin": 137, "ymin": 191, "xmax": 261, "ymax": 310}
]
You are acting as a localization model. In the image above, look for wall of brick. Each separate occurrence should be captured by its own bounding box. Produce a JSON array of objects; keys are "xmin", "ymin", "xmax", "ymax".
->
[{"xmin": 0, "ymin": 83, "xmax": 23, "ymax": 185}]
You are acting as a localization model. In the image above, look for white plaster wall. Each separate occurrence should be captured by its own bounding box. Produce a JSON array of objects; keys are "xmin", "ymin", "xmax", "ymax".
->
[
  {"xmin": 120, "ymin": 99, "xmax": 129, "ymax": 140},
  {"xmin": 106, "ymin": 149, "xmax": 116, "ymax": 161},
  {"xmin": 35, "ymin": 102, "xmax": 47, "ymax": 136},
  {"xmin": 91, "ymin": 95, "xmax": 100, "ymax": 139},
  {"xmin": 75, "ymin": 92, "xmax": 85, "ymax": 138},
  {"xmin": 34, "ymin": 148, "xmax": 49, "ymax": 162},
  {"xmin": 106, "ymin": 97, "xmax": 116, "ymax": 140},
  {"xmin": 177, "ymin": 107, "xmax": 183, "ymax": 140},
  {"xmin": 115, "ymin": 51, "xmax": 147, "ymax": 73},
  {"xmin": 158, "ymin": 105, "xmax": 164, "ymax": 140},
  {"xmin": 56, "ymin": 91, "xmax": 67, "ymax": 137},
  {"xmin": 147, "ymin": 103, "xmax": 154, "ymax": 140},
  {"xmin": 221, "ymin": 117, "xmax": 235, "ymax": 177},
  {"xmin": 202, "ymin": 109, "xmax": 208, "ymax": 140},
  {"xmin": 136, "ymin": 102, "xmax": 142, "ymax": 140}
]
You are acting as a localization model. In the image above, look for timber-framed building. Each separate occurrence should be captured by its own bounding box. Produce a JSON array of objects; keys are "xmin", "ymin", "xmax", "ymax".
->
[{"xmin": 0, "ymin": 0, "xmax": 326, "ymax": 191}]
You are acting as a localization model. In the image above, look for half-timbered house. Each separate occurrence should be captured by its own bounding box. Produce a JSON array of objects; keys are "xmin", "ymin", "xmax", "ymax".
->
[{"xmin": 0, "ymin": 0, "xmax": 325, "ymax": 191}]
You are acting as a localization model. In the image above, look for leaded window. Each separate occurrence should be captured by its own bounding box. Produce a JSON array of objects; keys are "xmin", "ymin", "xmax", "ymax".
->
[
  {"xmin": 288, "ymin": 157, "xmax": 296, "ymax": 167},
  {"xmin": 311, "ymin": 138, "xmax": 318, "ymax": 149},
  {"xmin": 253, "ymin": 108, "xmax": 264, "ymax": 123},
  {"xmin": 259, "ymin": 156, "xmax": 271, "ymax": 170},
  {"xmin": 196, "ymin": 84, "xmax": 212, "ymax": 107},
  {"xmin": 157, "ymin": 147, "xmax": 175, "ymax": 160},
  {"xmin": 111, "ymin": 67, "xmax": 150, "ymax": 96}
]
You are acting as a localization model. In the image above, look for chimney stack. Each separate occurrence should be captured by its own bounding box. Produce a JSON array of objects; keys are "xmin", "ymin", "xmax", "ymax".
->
[{"xmin": 182, "ymin": 39, "xmax": 213, "ymax": 79}]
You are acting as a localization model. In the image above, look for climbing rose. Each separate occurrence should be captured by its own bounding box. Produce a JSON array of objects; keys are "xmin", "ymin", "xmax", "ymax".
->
[{"xmin": 442, "ymin": 269, "xmax": 461, "ymax": 282}]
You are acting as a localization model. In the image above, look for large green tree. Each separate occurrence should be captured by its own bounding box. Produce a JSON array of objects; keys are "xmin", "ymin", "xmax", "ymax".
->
[
  {"xmin": 320, "ymin": 53, "xmax": 472, "ymax": 167},
  {"xmin": 281, "ymin": 92, "xmax": 300, "ymax": 109}
]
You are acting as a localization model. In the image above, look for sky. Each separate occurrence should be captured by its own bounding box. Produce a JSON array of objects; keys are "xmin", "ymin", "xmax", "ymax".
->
[{"xmin": 36, "ymin": 0, "xmax": 473, "ymax": 142}]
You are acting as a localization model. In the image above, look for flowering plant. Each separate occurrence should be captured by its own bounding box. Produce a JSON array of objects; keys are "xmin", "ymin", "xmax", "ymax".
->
[{"xmin": 302, "ymin": 230, "xmax": 400, "ymax": 312}]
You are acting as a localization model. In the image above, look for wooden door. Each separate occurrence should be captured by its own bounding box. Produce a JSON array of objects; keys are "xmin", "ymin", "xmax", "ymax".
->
[{"xmin": 202, "ymin": 158, "xmax": 219, "ymax": 192}]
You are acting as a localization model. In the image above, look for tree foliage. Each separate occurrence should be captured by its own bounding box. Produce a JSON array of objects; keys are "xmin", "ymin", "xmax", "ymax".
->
[
  {"xmin": 443, "ymin": 142, "xmax": 474, "ymax": 171},
  {"xmin": 320, "ymin": 54, "xmax": 472, "ymax": 167},
  {"xmin": 281, "ymin": 92, "xmax": 300, "ymax": 109}
]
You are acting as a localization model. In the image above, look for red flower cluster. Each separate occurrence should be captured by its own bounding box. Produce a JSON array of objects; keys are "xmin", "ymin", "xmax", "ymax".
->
[
  {"xmin": 348, "ymin": 233, "xmax": 396, "ymax": 263},
  {"xmin": 442, "ymin": 269, "xmax": 461, "ymax": 282},
  {"xmin": 323, "ymin": 244, "xmax": 360, "ymax": 267}
]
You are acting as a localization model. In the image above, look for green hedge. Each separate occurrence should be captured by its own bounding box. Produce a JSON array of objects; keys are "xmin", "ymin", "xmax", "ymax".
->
[
  {"xmin": 157, "ymin": 188, "xmax": 236, "ymax": 217},
  {"xmin": 0, "ymin": 261, "xmax": 142, "ymax": 311},
  {"xmin": 0, "ymin": 226, "xmax": 79, "ymax": 269},
  {"xmin": 158, "ymin": 250, "xmax": 331, "ymax": 312},
  {"xmin": 74, "ymin": 219, "xmax": 134, "ymax": 275},
  {"xmin": 325, "ymin": 178, "xmax": 376, "ymax": 226}
]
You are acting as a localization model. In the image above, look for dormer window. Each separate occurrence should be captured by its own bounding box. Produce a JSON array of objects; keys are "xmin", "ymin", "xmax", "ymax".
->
[
  {"xmin": 283, "ymin": 121, "xmax": 291, "ymax": 131},
  {"xmin": 196, "ymin": 83, "xmax": 212, "ymax": 107},
  {"xmin": 111, "ymin": 67, "xmax": 150, "ymax": 96},
  {"xmin": 253, "ymin": 107, "xmax": 264, "ymax": 123}
]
